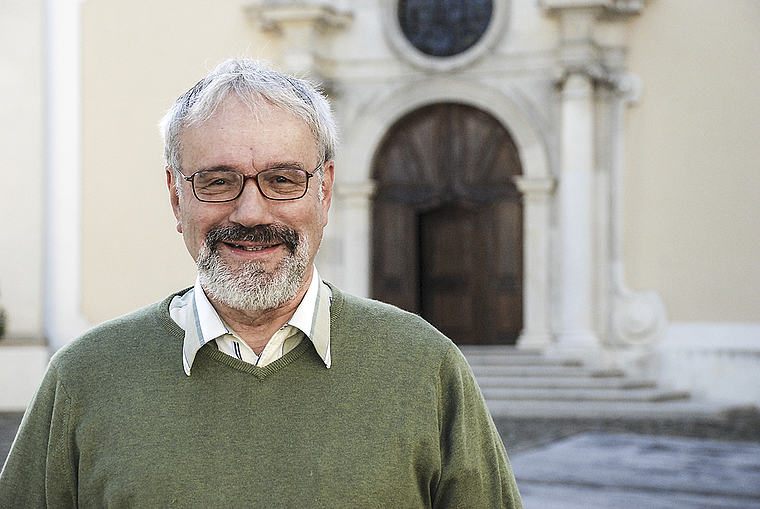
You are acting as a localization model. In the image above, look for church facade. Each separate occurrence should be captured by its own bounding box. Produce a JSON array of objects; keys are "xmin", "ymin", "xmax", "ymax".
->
[{"xmin": 1, "ymin": 0, "xmax": 759, "ymax": 410}]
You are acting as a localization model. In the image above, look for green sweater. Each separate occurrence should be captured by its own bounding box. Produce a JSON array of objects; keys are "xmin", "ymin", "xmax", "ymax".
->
[{"xmin": 0, "ymin": 284, "xmax": 522, "ymax": 508}]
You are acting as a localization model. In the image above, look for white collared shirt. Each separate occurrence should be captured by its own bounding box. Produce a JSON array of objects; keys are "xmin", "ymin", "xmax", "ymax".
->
[{"xmin": 169, "ymin": 267, "xmax": 332, "ymax": 375}]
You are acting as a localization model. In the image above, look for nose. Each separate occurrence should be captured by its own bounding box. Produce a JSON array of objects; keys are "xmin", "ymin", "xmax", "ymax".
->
[{"xmin": 226, "ymin": 178, "xmax": 276, "ymax": 227}]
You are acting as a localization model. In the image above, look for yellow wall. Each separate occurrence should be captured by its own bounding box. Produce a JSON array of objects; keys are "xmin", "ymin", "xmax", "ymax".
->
[
  {"xmin": 81, "ymin": 0, "xmax": 277, "ymax": 323},
  {"xmin": 624, "ymin": 1, "xmax": 760, "ymax": 321}
]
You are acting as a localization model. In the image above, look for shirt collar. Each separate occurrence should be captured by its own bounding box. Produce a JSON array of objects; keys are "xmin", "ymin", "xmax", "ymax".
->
[{"xmin": 172, "ymin": 267, "xmax": 332, "ymax": 375}]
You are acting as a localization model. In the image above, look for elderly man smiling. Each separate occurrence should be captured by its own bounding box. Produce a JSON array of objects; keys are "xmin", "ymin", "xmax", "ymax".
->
[{"xmin": 0, "ymin": 59, "xmax": 522, "ymax": 508}]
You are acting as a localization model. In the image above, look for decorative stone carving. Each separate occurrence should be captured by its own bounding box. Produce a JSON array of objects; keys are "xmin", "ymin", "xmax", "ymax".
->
[
  {"xmin": 544, "ymin": 0, "xmax": 645, "ymax": 88},
  {"xmin": 607, "ymin": 69, "xmax": 666, "ymax": 348},
  {"xmin": 246, "ymin": 1, "xmax": 353, "ymax": 77},
  {"xmin": 611, "ymin": 279, "xmax": 666, "ymax": 346}
]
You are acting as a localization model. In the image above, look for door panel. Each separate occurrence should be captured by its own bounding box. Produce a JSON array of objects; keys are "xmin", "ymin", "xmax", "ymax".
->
[
  {"xmin": 372, "ymin": 103, "xmax": 523, "ymax": 345},
  {"xmin": 419, "ymin": 206, "xmax": 477, "ymax": 343}
]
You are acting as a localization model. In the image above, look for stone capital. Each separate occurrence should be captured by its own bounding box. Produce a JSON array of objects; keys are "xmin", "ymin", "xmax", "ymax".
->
[
  {"xmin": 514, "ymin": 177, "xmax": 557, "ymax": 197},
  {"xmin": 245, "ymin": 2, "xmax": 353, "ymax": 76},
  {"xmin": 335, "ymin": 181, "xmax": 376, "ymax": 202},
  {"xmin": 540, "ymin": 0, "xmax": 645, "ymax": 17}
]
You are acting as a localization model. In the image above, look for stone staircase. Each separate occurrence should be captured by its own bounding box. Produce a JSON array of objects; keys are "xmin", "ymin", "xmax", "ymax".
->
[{"xmin": 460, "ymin": 346, "xmax": 731, "ymax": 420}]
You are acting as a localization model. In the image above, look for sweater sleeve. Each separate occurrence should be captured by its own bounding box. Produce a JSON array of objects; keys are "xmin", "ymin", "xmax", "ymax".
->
[
  {"xmin": 0, "ymin": 362, "xmax": 78, "ymax": 508},
  {"xmin": 433, "ymin": 347, "xmax": 523, "ymax": 509}
]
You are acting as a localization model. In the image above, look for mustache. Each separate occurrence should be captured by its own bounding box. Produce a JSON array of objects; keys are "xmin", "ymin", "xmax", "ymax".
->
[{"xmin": 204, "ymin": 224, "xmax": 300, "ymax": 253}]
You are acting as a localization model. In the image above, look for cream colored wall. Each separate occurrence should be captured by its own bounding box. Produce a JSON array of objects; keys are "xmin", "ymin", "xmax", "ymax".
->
[
  {"xmin": 624, "ymin": 1, "xmax": 760, "ymax": 322},
  {"xmin": 0, "ymin": 0, "xmax": 45, "ymax": 341},
  {"xmin": 81, "ymin": 0, "xmax": 278, "ymax": 324}
]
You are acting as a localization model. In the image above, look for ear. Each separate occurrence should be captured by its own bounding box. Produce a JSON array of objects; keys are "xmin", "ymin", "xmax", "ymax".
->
[
  {"xmin": 320, "ymin": 161, "xmax": 335, "ymax": 227},
  {"xmin": 166, "ymin": 167, "xmax": 183, "ymax": 233}
]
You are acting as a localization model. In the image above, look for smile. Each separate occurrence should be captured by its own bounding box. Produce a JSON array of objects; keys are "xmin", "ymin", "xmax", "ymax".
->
[{"xmin": 227, "ymin": 243, "xmax": 275, "ymax": 252}]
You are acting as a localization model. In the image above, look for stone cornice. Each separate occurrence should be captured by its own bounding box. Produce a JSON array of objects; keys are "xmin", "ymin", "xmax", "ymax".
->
[
  {"xmin": 246, "ymin": 2, "xmax": 352, "ymax": 33},
  {"xmin": 540, "ymin": 0, "xmax": 645, "ymax": 17}
]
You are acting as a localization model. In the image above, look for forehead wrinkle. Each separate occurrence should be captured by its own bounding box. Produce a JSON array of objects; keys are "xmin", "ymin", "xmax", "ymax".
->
[{"xmin": 180, "ymin": 97, "xmax": 320, "ymax": 173}]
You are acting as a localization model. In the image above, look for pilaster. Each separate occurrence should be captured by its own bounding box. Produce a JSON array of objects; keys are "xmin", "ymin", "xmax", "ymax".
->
[
  {"xmin": 333, "ymin": 181, "xmax": 376, "ymax": 298},
  {"xmin": 515, "ymin": 177, "xmax": 556, "ymax": 350}
]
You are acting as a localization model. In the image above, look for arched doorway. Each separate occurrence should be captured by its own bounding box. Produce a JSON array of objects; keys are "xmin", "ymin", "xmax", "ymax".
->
[{"xmin": 371, "ymin": 103, "xmax": 523, "ymax": 345}]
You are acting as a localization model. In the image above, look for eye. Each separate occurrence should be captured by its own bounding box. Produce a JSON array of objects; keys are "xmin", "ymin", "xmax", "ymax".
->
[
  {"xmin": 208, "ymin": 177, "xmax": 232, "ymax": 186},
  {"xmin": 261, "ymin": 169, "xmax": 306, "ymax": 186},
  {"xmin": 273, "ymin": 174, "xmax": 296, "ymax": 184},
  {"xmin": 194, "ymin": 171, "xmax": 239, "ymax": 191}
]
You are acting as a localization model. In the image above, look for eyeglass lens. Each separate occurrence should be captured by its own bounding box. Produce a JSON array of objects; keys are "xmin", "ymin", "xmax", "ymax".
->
[{"xmin": 192, "ymin": 168, "xmax": 309, "ymax": 201}]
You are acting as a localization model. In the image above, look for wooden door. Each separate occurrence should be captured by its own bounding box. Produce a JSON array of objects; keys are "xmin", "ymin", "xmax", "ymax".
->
[{"xmin": 371, "ymin": 103, "xmax": 523, "ymax": 345}]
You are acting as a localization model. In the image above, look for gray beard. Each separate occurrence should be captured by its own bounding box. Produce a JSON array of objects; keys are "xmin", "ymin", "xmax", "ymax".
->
[{"xmin": 196, "ymin": 224, "xmax": 310, "ymax": 312}]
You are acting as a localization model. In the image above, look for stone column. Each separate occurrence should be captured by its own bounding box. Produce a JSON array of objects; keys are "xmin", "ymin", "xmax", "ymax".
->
[{"xmin": 554, "ymin": 71, "xmax": 602, "ymax": 356}]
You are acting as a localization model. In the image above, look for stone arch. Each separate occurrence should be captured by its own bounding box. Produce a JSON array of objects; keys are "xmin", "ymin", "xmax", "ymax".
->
[
  {"xmin": 341, "ymin": 78, "xmax": 550, "ymax": 184},
  {"xmin": 336, "ymin": 78, "xmax": 554, "ymax": 347}
]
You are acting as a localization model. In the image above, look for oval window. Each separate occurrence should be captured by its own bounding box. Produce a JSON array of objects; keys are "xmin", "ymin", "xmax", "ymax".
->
[{"xmin": 398, "ymin": 0, "xmax": 494, "ymax": 57}]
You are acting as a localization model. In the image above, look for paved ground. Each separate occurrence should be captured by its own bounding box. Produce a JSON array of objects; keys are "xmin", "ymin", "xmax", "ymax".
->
[
  {"xmin": 510, "ymin": 433, "xmax": 760, "ymax": 509},
  {"xmin": 0, "ymin": 412, "xmax": 22, "ymax": 468},
  {"xmin": 3, "ymin": 411, "xmax": 760, "ymax": 508}
]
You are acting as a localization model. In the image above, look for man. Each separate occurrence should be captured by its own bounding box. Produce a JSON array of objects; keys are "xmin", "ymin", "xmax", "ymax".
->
[{"xmin": 0, "ymin": 59, "xmax": 522, "ymax": 508}]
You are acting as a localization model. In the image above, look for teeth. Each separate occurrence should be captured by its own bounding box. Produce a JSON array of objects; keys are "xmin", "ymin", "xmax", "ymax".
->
[{"xmin": 231, "ymin": 244, "xmax": 268, "ymax": 252}]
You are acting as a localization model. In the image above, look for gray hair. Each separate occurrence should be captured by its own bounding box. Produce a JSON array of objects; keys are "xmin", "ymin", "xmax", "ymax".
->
[{"xmin": 159, "ymin": 58, "xmax": 338, "ymax": 172}]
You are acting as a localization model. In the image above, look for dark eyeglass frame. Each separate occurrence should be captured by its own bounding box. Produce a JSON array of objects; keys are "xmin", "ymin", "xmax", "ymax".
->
[{"xmin": 180, "ymin": 162, "xmax": 324, "ymax": 203}]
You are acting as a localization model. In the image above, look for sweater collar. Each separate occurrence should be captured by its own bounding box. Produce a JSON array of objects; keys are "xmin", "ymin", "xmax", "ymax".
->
[{"xmin": 171, "ymin": 267, "xmax": 332, "ymax": 375}]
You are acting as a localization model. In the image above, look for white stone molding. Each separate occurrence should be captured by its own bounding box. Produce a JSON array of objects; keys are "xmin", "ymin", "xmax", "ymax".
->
[
  {"xmin": 44, "ymin": 0, "xmax": 93, "ymax": 352},
  {"xmin": 381, "ymin": 0, "xmax": 512, "ymax": 72},
  {"xmin": 245, "ymin": 1, "xmax": 353, "ymax": 77},
  {"xmin": 541, "ymin": 0, "xmax": 645, "ymax": 17},
  {"xmin": 611, "ymin": 272, "xmax": 666, "ymax": 346}
]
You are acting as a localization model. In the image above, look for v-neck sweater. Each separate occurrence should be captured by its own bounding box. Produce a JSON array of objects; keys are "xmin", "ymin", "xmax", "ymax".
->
[{"xmin": 0, "ymin": 284, "xmax": 522, "ymax": 508}]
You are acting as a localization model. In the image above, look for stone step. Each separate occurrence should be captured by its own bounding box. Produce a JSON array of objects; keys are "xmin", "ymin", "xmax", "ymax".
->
[
  {"xmin": 485, "ymin": 399, "xmax": 734, "ymax": 420},
  {"xmin": 470, "ymin": 364, "xmax": 617, "ymax": 377},
  {"xmin": 460, "ymin": 347, "xmax": 579, "ymax": 367},
  {"xmin": 464, "ymin": 354, "xmax": 579, "ymax": 367},
  {"xmin": 480, "ymin": 386, "xmax": 690, "ymax": 402},
  {"xmin": 459, "ymin": 345, "xmax": 727, "ymax": 420},
  {"xmin": 476, "ymin": 375, "xmax": 657, "ymax": 390}
]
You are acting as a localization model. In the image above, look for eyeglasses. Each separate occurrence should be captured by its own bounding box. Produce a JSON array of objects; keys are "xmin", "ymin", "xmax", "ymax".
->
[{"xmin": 181, "ymin": 162, "xmax": 323, "ymax": 202}]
